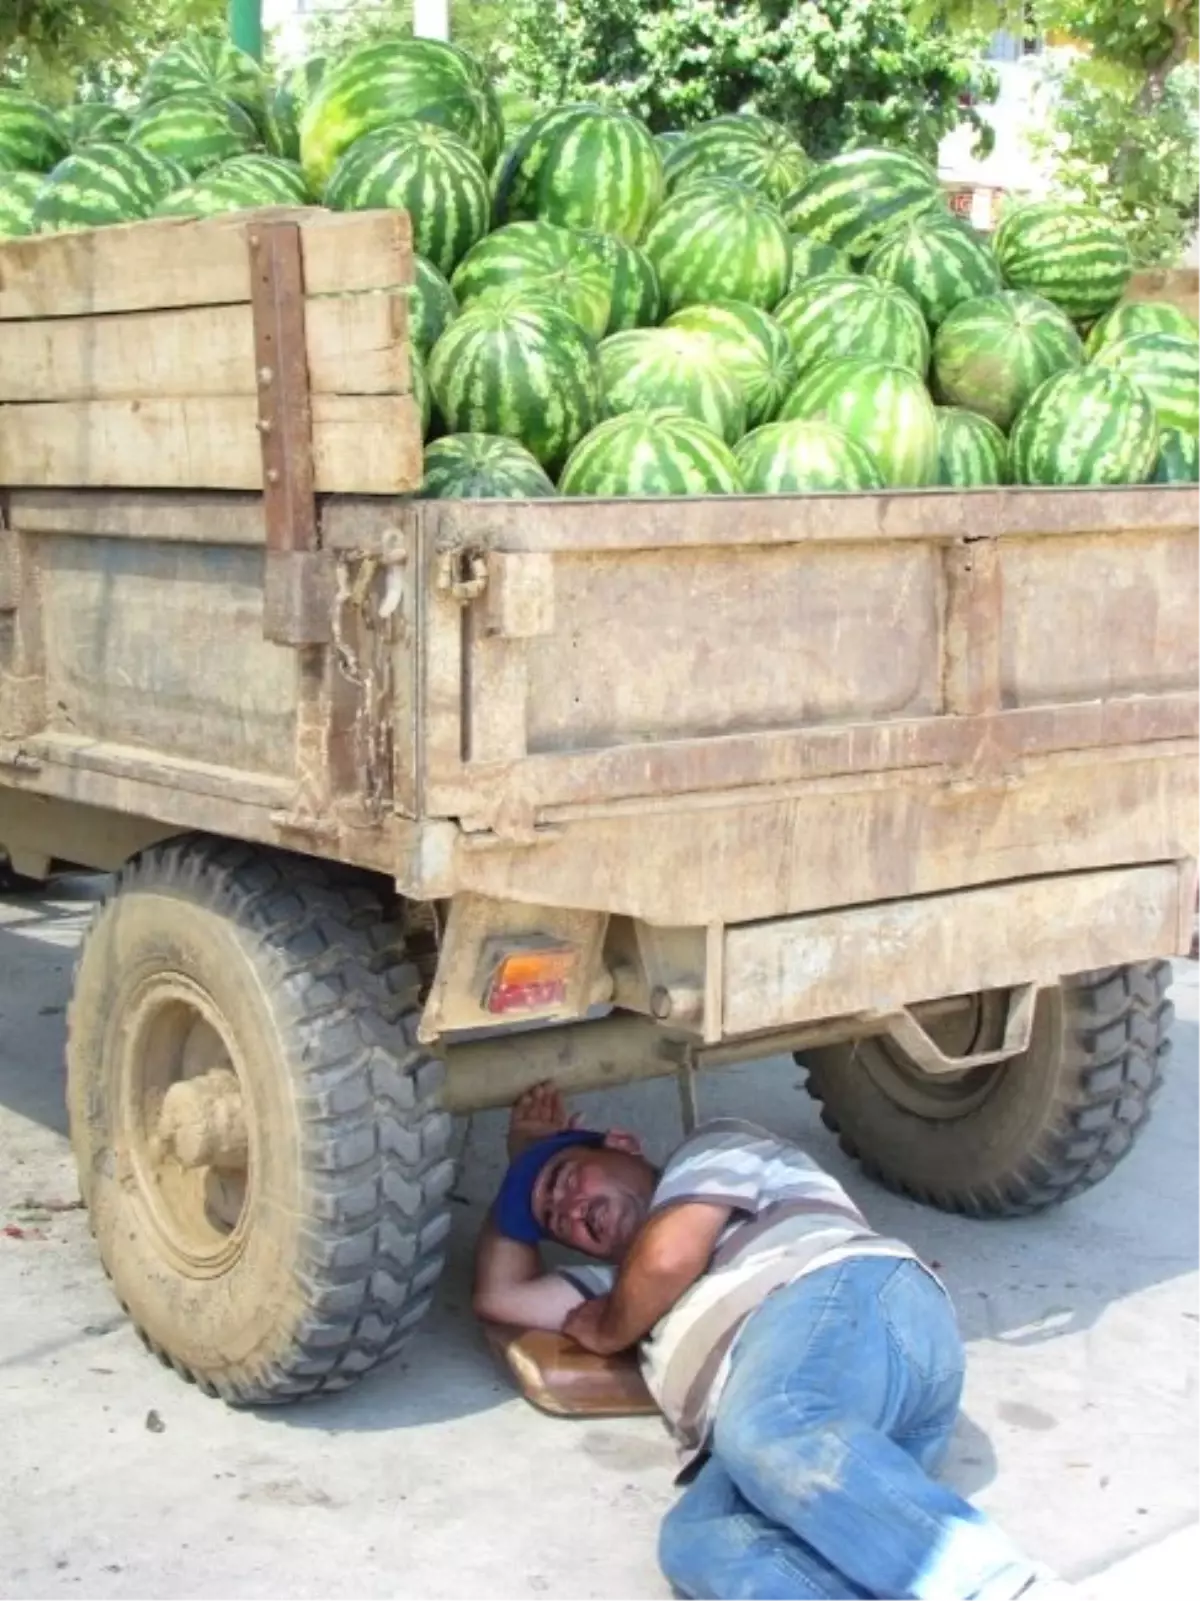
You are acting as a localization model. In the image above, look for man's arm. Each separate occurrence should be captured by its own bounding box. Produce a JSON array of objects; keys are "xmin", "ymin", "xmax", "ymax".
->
[
  {"xmin": 471, "ymin": 1216, "xmax": 589, "ymax": 1329},
  {"xmin": 562, "ymin": 1200, "xmax": 732, "ymax": 1355}
]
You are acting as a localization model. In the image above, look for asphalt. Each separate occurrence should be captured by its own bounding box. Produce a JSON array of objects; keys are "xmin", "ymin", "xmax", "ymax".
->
[{"xmin": 1, "ymin": 875, "xmax": 1196, "ymax": 1599}]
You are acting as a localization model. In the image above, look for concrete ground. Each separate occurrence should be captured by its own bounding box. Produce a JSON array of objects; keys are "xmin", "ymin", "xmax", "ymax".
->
[{"xmin": 1, "ymin": 876, "xmax": 1196, "ymax": 1599}]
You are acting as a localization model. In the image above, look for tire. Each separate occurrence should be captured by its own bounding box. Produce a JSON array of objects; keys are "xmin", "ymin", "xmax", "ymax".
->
[
  {"xmin": 67, "ymin": 835, "xmax": 454, "ymax": 1403},
  {"xmin": 800, "ymin": 963, "xmax": 1174, "ymax": 1217}
]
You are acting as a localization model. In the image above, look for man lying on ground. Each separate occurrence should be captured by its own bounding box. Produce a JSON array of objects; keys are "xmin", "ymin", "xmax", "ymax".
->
[{"xmin": 473, "ymin": 1080, "xmax": 1071, "ymax": 1601}]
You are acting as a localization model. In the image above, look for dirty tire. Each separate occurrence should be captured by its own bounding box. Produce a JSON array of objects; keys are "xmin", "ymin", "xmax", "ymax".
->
[
  {"xmin": 800, "ymin": 963, "xmax": 1173, "ymax": 1217},
  {"xmin": 67, "ymin": 836, "xmax": 454, "ymax": 1403}
]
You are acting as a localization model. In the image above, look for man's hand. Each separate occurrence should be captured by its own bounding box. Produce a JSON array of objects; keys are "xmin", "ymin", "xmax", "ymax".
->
[
  {"xmin": 562, "ymin": 1295, "xmax": 631, "ymax": 1356},
  {"xmin": 507, "ymin": 1080, "xmax": 580, "ymax": 1160}
]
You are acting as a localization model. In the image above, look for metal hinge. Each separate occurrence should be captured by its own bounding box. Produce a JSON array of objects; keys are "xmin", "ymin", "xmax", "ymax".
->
[{"xmin": 435, "ymin": 543, "xmax": 489, "ymax": 604}]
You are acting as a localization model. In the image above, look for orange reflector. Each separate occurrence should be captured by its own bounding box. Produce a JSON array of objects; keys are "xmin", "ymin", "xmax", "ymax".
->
[{"xmin": 485, "ymin": 942, "xmax": 577, "ymax": 1015}]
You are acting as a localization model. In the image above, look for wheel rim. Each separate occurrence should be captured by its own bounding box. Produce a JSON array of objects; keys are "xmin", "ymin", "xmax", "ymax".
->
[
  {"xmin": 861, "ymin": 992, "xmax": 1012, "ymax": 1121},
  {"xmin": 116, "ymin": 973, "xmax": 253, "ymax": 1277}
]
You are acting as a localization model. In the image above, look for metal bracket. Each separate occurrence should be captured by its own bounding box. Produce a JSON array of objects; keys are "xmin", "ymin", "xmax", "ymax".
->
[
  {"xmin": 435, "ymin": 543, "xmax": 489, "ymax": 603},
  {"xmin": 881, "ymin": 983, "xmax": 1038, "ymax": 1076},
  {"xmin": 247, "ymin": 219, "xmax": 329, "ymax": 647}
]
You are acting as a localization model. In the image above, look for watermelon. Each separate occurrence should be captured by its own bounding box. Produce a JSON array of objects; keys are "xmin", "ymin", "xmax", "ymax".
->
[
  {"xmin": 597, "ymin": 327, "xmax": 748, "ymax": 445},
  {"xmin": 435, "ymin": 38, "xmax": 507, "ymax": 171},
  {"xmin": 779, "ymin": 357, "xmax": 940, "ymax": 488},
  {"xmin": 140, "ymin": 31, "xmax": 267, "ymax": 129},
  {"xmin": 1152, "ymin": 427, "xmax": 1200, "ymax": 483},
  {"xmin": 499, "ymin": 88, "xmax": 542, "ymax": 146},
  {"xmin": 420, "ymin": 434, "xmax": 556, "ymax": 499},
  {"xmin": 300, "ymin": 38, "xmax": 495, "ymax": 194},
  {"xmin": 642, "ymin": 178, "xmax": 792, "ymax": 313},
  {"xmin": 451, "ymin": 220, "xmax": 614, "ymax": 338},
  {"xmin": 324, "ymin": 122, "xmax": 490, "ymax": 278},
  {"xmin": 129, "ymin": 91, "xmax": 259, "ymax": 178},
  {"xmin": 775, "ymin": 273, "xmax": 929, "ymax": 378},
  {"xmin": 412, "ymin": 346, "xmax": 432, "ymax": 440},
  {"xmin": 1090, "ymin": 332, "xmax": 1199, "ymax": 435},
  {"xmin": 1085, "ymin": 299, "xmax": 1198, "ymax": 358},
  {"xmin": 267, "ymin": 55, "xmax": 328, "ymax": 163},
  {"xmin": 788, "ymin": 233, "xmax": 853, "ymax": 292},
  {"xmin": 664, "ymin": 115, "xmax": 809, "ymax": 205},
  {"xmin": 1008, "ymin": 368, "xmax": 1158, "ymax": 487},
  {"xmin": 864, "ymin": 214, "xmax": 1001, "ymax": 329},
  {"xmin": 657, "ymin": 131, "xmax": 687, "ymax": 150},
  {"xmin": 665, "ymin": 301, "xmax": 797, "ymax": 428},
  {"xmin": 409, "ymin": 256, "xmax": 459, "ymax": 357},
  {"xmin": 428, "ymin": 297, "xmax": 602, "ymax": 473},
  {"xmin": 781, "ymin": 147, "xmax": 946, "ymax": 262},
  {"xmin": 66, "ymin": 103, "xmax": 132, "ymax": 148},
  {"xmin": 932, "ymin": 291, "xmax": 1084, "ymax": 432},
  {"xmin": 735, "ymin": 419, "xmax": 883, "ymax": 493},
  {"xmin": 559, "ymin": 410, "xmax": 743, "ymax": 496},
  {"xmin": 0, "ymin": 89, "xmax": 69, "ymax": 173},
  {"xmin": 993, "ymin": 201, "xmax": 1132, "ymax": 323},
  {"xmin": 32, "ymin": 142, "xmax": 187, "ymax": 232},
  {"xmin": 155, "ymin": 153, "xmax": 311, "ymax": 217},
  {"xmin": 0, "ymin": 169, "xmax": 44, "ymax": 237},
  {"xmin": 935, "ymin": 407, "xmax": 1008, "ymax": 487},
  {"xmin": 593, "ymin": 234, "xmax": 662, "ymax": 331},
  {"xmin": 492, "ymin": 103, "xmax": 663, "ymax": 243}
]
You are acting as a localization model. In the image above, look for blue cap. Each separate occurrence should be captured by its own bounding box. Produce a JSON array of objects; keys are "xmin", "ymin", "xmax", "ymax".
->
[{"xmin": 493, "ymin": 1129, "xmax": 607, "ymax": 1244}]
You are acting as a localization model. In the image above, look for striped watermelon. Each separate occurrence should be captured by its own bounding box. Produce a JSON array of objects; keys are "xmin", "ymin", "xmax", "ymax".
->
[
  {"xmin": 267, "ymin": 56, "xmax": 328, "ymax": 163},
  {"xmin": 597, "ymin": 327, "xmax": 748, "ymax": 445},
  {"xmin": 994, "ymin": 201, "xmax": 1132, "ymax": 323},
  {"xmin": 129, "ymin": 91, "xmax": 259, "ymax": 178},
  {"xmin": 66, "ymin": 103, "xmax": 132, "ymax": 148},
  {"xmin": 664, "ymin": 115, "xmax": 810, "ymax": 205},
  {"xmin": 420, "ymin": 434, "xmax": 556, "ymax": 499},
  {"xmin": 0, "ymin": 169, "xmax": 44, "ymax": 237},
  {"xmin": 1152, "ymin": 427, "xmax": 1200, "ymax": 483},
  {"xmin": 324, "ymin": 122, "xmax": 490, "ymax": 278},
  {"xmin": 1091, "ymin": 332, "xmax": 1199, "ymax": 435},
  {"xmin": 492, "ymin": 103, "xmax": 663, "ymax": 243},
  {"xmin": 788, "ymin": 233, "xmax": 853, "ymax": 292},
  {"xmin": 155, "ymin": 154, "xmax": 311, "ymax": 217},
  {"xmin": 775, "ymin": 273, "xmax": 929, "ymax": 378},
  {"xmin": 781, "ymin": 147, "xmax": 946, "ymax": 262},
  {"xmin": 32, "ymin": 142, "xmax": 187, "ymax": 232},
  {"xmin": 0, "ymin": 89, "xmax": 69, "ymax": 173},
  {"xmin": 735, "ymin": 419, "xmax": 883, "ymax": 493},
  {"xmin": 140, "ymin": 31, "xmax": 267, "ymax": 129},
  {"xmin": 412, "ymin": 346, "xmax": 432, "ymax": 440},
  {"xmin": 932, "ymin": 291, "xmax": 1084, "ymax": 431},
  {"xmin": 935, "ymin": 407, "xmax": 1008, "ymax": 487},
  {"xmin": 435, "ymin": 38, "xmax": 506, "ymax": 171},
  {"xmin": 1085, "ymin": 299, "xmax": 1197, "ymax": 357},
  {"xmin": 300, "ymin": 38, "xmax": 494, "ymax": 194},
  {"xmin": 498, "ymin": 88, "xmax": 542, "ymax": 146},
  {"xmin": 864, "ymin": 215, "xmax": 1001, "ymax": 329},
  {"xmin": 428, "ymin": 297, "xmax": 602, "ymax": 473},
  {"xmin": 409, "ymin": 256, "xmax": 458, "ymax": 357},
  {"xmin": 1009, "ymin": 368, "xmax": 1158, "ymax": 486},
  {"xmin": 642, "ymin": 178, "xmax": 791, "ymax": 313},
  {"xmin": 665, "ymin": 301, "xmax": 797, "ymax": 428},
  {"xmin": 559, "ymin": 410, "xmax": 743, "ymax": 496},
  {"xmin": 779, "ymin": 357, "xmax": 940, "ymax": 487},
  {"xmin": 594, "ymin": 233, "xmax": 662, "ymax": 331},
  {"xmin": 451, "ymin": 221, "xmax": 614, "ymax": 338}
]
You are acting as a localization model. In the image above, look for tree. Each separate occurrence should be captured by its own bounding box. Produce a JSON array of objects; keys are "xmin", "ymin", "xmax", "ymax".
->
[
  {"xmin": 300, "ymin": 1, "xmax": 511, "ymax": 72},
  {"xmin": 0, "ymin": 1, "xmax": 224, "ymax": 103},
  {"xmin": 495, "ymin": 0, "xmax": 999, "ymax": 162}
]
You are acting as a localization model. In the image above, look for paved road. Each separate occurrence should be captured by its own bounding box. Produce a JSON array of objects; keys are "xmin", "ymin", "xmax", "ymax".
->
[{"xmin": 1, "ymin": 877, "xmax": 1196, "ymax": 1598}]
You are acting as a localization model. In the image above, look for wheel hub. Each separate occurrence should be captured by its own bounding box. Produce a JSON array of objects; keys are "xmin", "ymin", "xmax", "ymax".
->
[{"xmin": 156, "ymin": 1068, "xmax": 247, "ymax": 1170}]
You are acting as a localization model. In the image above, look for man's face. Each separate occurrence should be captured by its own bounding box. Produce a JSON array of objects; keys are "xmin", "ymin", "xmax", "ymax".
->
[{"xmin": 532, "ymin": 1144, "xmax": 656, "ymax": 1260}]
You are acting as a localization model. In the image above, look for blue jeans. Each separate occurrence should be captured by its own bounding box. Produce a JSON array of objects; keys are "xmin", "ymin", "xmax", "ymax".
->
[{"xmin": 658, "ymin": 1257, "xmax": 1042, "ymax": 1600}]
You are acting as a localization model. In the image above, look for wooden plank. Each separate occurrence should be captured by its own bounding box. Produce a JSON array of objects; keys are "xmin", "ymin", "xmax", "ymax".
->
[
  {"xmin": 0, "ymin": 393, "xmax": 422, "ymax": 494},
  {"xmin": 326, "ymin": 485, "xmax": 1198, "ymax": 556},
  {"xmin": 7, "ymin": 489, "xmax": 265, "ymax": 545},
  {"xmin": 0, "ymin": 292, "xmax": 411, "ymax": 402},
  {"xmin": 721, "ymin": 863, "xmax": 1184, "ymax": 1034},
  {"xmin": 0, "ymin": 207, "xmax": 412, "ymax": 321}
]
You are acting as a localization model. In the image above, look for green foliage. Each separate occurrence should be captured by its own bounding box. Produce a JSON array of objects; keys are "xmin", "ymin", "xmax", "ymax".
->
[
  {"xmin": 1035, "ymin": 2, "xmax": 1197, "ymax": 74},
  {"xmin": 496, "ymin": 0, "xmax": 999, "ymax": 162},
  {"xmin": 300, "ymin": 2, "xmax": 510, "ymax": 72},
  {"xmin": 0, "ymin": 2, "xmax": 224, "ymax": 103}
]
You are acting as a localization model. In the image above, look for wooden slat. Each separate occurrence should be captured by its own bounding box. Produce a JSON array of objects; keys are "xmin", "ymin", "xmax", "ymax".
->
[
  {"xmin": 0, "ymin": 394, "xmax": 423, "ymax": 494},
  {"xmin": 0, "ymin": 292, "xmax": 410, "ymax": 402},
  {"xmin": 5, "ymin": 490, "xmax": 265, "ymax": 545},
  {"xmin": 0, "ymin": 207, "xmax": 412, "ymax": 321}
]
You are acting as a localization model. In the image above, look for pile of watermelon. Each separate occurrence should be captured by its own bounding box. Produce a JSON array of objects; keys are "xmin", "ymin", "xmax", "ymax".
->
[{"xmin": 2, "ymin": 30, "xmax": 1198, "ymax": 499}]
